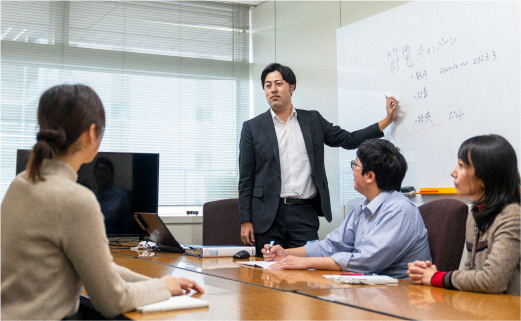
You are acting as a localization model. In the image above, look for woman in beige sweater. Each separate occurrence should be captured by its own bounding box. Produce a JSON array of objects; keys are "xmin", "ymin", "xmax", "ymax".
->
[
  {"xmin": 1, "ymin": 85, "xmax": 203, "ymax": 320},
  {"xmin": 408, "ymin": 134, "xmax": 520, "ymax": 296}
]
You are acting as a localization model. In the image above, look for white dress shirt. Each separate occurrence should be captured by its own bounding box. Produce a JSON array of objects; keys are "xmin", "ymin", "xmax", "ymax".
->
[{"xmin": 271, "ymin": 107, "xmax": 317, "ymax": 199}]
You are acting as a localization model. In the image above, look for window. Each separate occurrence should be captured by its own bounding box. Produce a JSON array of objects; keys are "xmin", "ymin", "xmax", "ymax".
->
[{"xmin": 1, "ymin": 1, "xmax": 251, "ymax": 210}]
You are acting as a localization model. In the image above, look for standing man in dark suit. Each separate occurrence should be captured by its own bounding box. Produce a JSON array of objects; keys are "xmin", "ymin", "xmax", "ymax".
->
[{"xmin": 239, "ymin": 63, "xmax": 398, "ymax": 256}]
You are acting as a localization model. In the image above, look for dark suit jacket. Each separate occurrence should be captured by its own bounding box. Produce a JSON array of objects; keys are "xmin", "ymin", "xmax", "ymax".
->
[{"xmin": 238, "ymin": 109, "xmax": 383, "ymax": 234}]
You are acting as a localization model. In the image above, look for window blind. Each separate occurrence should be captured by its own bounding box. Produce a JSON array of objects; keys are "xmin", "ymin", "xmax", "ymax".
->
[{"xmin": 1, "ymin": 1, "xmax": 251, "ymax": 207}]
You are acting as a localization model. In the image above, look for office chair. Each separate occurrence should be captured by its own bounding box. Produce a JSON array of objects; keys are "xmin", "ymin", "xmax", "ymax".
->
[
  {"xmin": 418, "ymin": 198, "xmax": 469, "ymax": 272},
  {"xmin": 202, "ymin": 198, "xmax": 243, "ymax": 246}
]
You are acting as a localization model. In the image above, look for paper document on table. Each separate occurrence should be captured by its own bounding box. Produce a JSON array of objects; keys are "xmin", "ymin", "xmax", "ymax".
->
[
  {"xmin": 324, "ymin": 275, "xmax": 398, "ymax": 285},
  {"xmin": 236, "ymin": 261, "xmax": 277, "ymax": 269},
  {"xmin": 136, "ymin": 296, "xmax": 209, "ymax": 313}
]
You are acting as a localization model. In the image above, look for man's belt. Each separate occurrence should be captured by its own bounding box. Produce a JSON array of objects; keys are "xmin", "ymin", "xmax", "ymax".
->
[{"xmin": 280, "ymin": 197, "xmax": 315, "ymax": 205}]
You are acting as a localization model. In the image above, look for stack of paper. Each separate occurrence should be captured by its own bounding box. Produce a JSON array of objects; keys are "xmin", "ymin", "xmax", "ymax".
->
[{"xmin": 324, "ymin": 275, "xmax": 398, "ymax": 285}]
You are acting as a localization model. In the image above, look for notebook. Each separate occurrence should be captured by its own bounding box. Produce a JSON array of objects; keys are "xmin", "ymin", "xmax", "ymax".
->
[
  {"xmin": 134, "ymin": 212, "xmax": 185, "ymax": 253},
  {"xmin": 136, "ymin": 295, "xmax": 209, "ymax": 313}
]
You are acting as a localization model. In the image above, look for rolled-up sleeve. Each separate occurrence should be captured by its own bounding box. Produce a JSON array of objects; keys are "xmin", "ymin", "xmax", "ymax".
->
[
  {"xmin": 336, "ymin": 203, "xmax": 421, "ymax": 273},
  {"xmin": 304, "ymin": 208, "xmax": 357, "ymax": 265}
]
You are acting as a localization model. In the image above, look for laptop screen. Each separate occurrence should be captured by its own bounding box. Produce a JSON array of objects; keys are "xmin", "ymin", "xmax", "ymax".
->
[{"xmin": 134, "ymin": 212, "xmax": 184, "ymax": 253}]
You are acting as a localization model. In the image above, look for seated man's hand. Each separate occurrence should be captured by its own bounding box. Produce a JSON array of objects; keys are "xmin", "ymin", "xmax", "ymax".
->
[
  {"xmin": 269, "ymin": 255, "xmax": 309, "ymax": 270},
  {"xmin": 262, "ymin": 244, "xmax": 284, "ymax": 261}
]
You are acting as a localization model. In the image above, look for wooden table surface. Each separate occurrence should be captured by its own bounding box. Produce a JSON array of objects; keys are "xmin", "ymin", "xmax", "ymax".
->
[
  {"xmin": 297, "ymin": 284, "xmax": 520, "ymax": 320},
  {"xmin": 110, "ymin": 246, "xmax": 520, "ymax": 320},
  {"xmin": 114, "ymin": 257, "xmax": 398, "ymax": 320},
  {"xmin": 111, "ymin": 248, "xmax": 344, "ymax": 290}
]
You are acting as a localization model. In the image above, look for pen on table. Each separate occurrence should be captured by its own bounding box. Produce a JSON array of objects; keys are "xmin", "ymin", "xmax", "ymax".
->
[
  {"xmin": 384, "ymin": 95, "xmax": 395, "ymax": 106},
  {"xmin": 266, "ymin": 240, "xmax": 275, "ymax": 253},
  {"xmin": 340, "ymin": 272, "xmax": 377, "ymax": 276}
]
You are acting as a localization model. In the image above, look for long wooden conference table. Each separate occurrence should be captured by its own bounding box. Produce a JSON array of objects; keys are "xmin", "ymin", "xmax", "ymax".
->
[{"xmin": 92, "ymin": 245, "xmax": 520, "ymax": 320}]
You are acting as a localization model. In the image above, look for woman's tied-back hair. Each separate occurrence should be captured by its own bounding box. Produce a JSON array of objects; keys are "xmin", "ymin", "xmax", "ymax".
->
[
  {"xmin": 458, "ymin": 134, "xmax": 520, "ymax": 232},
  {"xmin": 28, "ymin": 84, "xmax": 105, "ymax": 182}
]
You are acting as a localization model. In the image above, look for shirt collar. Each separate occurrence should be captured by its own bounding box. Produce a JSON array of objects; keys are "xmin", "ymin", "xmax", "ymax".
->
[
  {"xmin": 270, "ymin": 106, "xmax": 297, "ymax": 123},
  {"xmin": 361, "ymin": 191, "xmax": 393, "ymax": 219}
]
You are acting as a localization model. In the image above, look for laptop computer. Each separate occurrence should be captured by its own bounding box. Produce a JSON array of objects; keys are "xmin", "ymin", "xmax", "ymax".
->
[{"xmin": 134, "ymin": 213, "xmax": 185, "ymax": 253}]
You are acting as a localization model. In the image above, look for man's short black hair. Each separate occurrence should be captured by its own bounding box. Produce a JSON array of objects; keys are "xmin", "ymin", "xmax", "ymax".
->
[
  {"xmin": 261, "ymin": 63, "xmax": 297, "ymax": 90},
  {"xmin": 356, "ymin": 139, "xmax": 407, "ymax": 192}
]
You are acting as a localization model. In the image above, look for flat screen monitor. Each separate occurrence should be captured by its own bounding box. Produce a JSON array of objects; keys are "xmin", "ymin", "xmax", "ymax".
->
[{"xmin": 16, "ymin": 150, "xmax": 159, "ymax": 238}]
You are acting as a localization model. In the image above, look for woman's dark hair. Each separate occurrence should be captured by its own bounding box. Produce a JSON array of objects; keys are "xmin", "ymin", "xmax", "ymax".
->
[
  {"xmin": 28, "ymin": 84, "xmax": 105, "ymax": 182},
  {"xmin": 357, "ymin": 138, "xmax": 408, "ymax": 192},
  {"xmin": 458, "ymin": 134, "xmax": 520, "ymax": 232},
  {"xmin": 261, "ymin": 63, "xmax": 297, "ymax": 90}
]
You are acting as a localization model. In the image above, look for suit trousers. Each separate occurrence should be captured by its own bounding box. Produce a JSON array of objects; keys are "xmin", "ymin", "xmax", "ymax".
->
[{"xmin": 254, "ymin": 201, "xmax": 320, "ymax": 257}]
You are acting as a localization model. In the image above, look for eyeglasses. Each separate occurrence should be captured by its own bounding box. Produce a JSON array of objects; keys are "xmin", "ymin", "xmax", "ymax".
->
[{"xmin": 351, "ymin": 160, "xmax": 362, "ymax": 170}]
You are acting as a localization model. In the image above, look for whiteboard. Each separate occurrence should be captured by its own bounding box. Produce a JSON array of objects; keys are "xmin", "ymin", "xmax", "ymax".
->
[{"xmin": 337, "ymin": 1, "xmax": 520, "ymax": 204}]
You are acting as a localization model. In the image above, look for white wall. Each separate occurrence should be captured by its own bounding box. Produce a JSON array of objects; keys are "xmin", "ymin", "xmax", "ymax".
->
[
  {"xmin": 163, "ymin": 216, "xmax": 203, "ymax": 245},
  {"xmin": 171, "ymin": 1, "xmax": 474, "ymax": 253},
  {"xmin": 251, "ymin": 1, "xmax": 410, "ymax": 238}
]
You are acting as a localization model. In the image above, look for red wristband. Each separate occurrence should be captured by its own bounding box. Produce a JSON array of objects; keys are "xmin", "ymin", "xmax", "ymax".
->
[{"xmin": 431, "ymin": 271, "xmax": 446, "ymax": 288}]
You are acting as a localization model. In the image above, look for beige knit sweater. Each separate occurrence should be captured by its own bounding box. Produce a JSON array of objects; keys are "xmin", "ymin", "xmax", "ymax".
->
[
  {"xmin": 1, "ymin": 159, "xmax": 171, "ymax": 320},
  {"xmin": 448, "ymin": 203, "xmax": 520, "ymax": 296}
]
